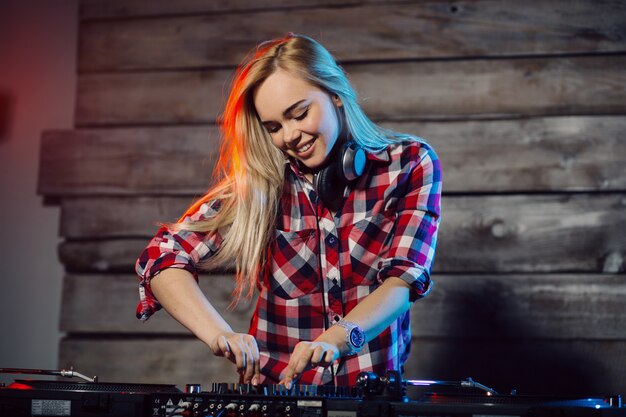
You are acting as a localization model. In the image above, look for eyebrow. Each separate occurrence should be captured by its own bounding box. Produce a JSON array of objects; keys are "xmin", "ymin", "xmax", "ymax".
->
[{"xmin": 260, "ymin": 99, "xmax": 307, "ymax": 124}]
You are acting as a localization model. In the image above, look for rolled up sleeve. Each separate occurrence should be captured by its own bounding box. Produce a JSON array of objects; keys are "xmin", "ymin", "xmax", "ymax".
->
[
  {"xmin": 135, "ymin": 200, "xmax": 223, "ymax": 321},
  {"xmin": 377, "ymin": 143, "xmax": 442, "ymax": 301}
]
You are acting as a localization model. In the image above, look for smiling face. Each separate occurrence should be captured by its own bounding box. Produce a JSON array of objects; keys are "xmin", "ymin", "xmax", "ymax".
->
[{"xmin": 253, "ymin": 69, "xmax": 342, "ymax": 177}]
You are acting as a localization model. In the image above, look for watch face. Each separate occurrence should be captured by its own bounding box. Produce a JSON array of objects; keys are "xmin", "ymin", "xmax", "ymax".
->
[{"xmin": 350, "ymin": 327, "xmax": 365, "ymax": 348}]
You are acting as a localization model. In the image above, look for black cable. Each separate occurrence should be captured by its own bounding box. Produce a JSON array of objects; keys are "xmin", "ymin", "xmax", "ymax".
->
[
  {"xmin": 165, "ymin": 406, "xmax": 184, "ymax": 417},
  {"xmin": 314, "ymin": 193, "xmax": 330, "ymax": 332},
  {"xmin": 312, "ymin": 181, "xmax": 337, "ymax": 386}
]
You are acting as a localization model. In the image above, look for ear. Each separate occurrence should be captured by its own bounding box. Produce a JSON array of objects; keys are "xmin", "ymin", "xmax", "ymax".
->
[{"xmin": 332, "ymin": 94, "xmax": 343, "ymax": 107}]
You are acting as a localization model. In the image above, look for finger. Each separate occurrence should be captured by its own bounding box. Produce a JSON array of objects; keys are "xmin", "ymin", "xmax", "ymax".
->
[
  {"xmin": 281, "ymin": 351, "xmax": 310, "ymax": 389},
  {"xmin": 280, "ymin": 373, "xmax": 295, "ymax": 390},
  {"xmin": 310, "ymin": 345, "xmax": 326, "ymax": 367},
  {"xmin": 280, "ymin": 361, "xmax": 297, "ymax": 389},
  {"xmin": 281, "ymin": 370, "xmax": 304, "ymax": 390},
  {"xmin": 242, "ymin": 344, "xmax": 256, "ymax": 383},
  {"xmin": 216, "ymin": 335, "xmax": 232, "ymax": 359},
  {"xmin": 280, "ymin": 343, "xmax": 309, "ymax": 389},
  {"xmin": 253, "ymin": 354, "xmax": 261, "ymax": 386},
  {"xmin": 320, "ymin": 349, "xmax": 334, "ymax": 366},
  {"xmin": 294, "ymin": 348, "xmax": 314, "ymax": 376},
  {"xmin": 247, "ymin": 336, "xmax": 261, "ymax": 385},
  {"xmin": 234, "ymin": 346, "xmax": 247, "ymax": 371}
]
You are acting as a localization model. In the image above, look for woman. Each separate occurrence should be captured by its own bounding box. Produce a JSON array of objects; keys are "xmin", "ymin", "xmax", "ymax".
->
[{"xmin": 135, "ymin": 33, "xmax": 441, "ymax": 388}]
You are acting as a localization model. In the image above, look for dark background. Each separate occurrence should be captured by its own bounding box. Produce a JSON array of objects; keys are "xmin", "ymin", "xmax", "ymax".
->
[{"xmin": 0, "ymin": 0, "xmax": 76, "ymax": 386}]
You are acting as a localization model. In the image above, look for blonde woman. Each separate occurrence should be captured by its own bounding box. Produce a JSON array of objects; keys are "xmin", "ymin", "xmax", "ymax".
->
[{"xmin": 135, "ymin": 34, "xmax": 441, "ymax": 388}]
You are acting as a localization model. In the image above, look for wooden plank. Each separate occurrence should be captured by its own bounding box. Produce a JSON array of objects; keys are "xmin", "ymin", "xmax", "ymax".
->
[
  {"xmin": 59, "ymin": 196, "xmax": 189, "ymax": 237},
  {"xmin": 59, "ymin": 337, "xmax": 235, "ymax": 387},
  {"xmin": 61, "ymin": 273, "xmax": 626, "ymax": 339},
  {"xmin": 57, "ymin": 194, "xmax": 626, "ymax": 273},
  {"xmin": 59, "ymin": 336, "xmax": 626, "ymax": 395},
  {"xmin": 38, "ymin": 127, "xmax": 221, "ymax": 196},
  {"xmin": 79, "ymin": 1, "xmax": 626, "ymax": 71},
  {"xmin": 75, "ymin": 55, "xmax": 626, "ymax": 126},
  {"xmin": 60, "ymin": 273, "xmax": 255, "ymax": 335},
  {"xmin": 80, "ymin": 0, "xmax": 379, "ymax": 19},
  {"xmin": 59, "ymin": 239, "xmax": 146, "ymax": 273},
  {"xmin": 410, "ymin": 274, "xmax": 626, "ymax": 340},
  {"xmin": 38, "ymin": 116, "xmax": 626, "ymax": 195},
  {"xmin": 415, "ymin": 116, "xmax": 626, "ymax": 194},
  {"xmin": 437, "ymin": 194, "xmax": 626, "ymax": 274}
]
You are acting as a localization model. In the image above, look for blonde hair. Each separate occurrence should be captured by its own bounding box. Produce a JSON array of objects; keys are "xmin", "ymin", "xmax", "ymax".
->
[{"xmin": 175, "ymin": 34, "xmax": 414, "ymax": 300}]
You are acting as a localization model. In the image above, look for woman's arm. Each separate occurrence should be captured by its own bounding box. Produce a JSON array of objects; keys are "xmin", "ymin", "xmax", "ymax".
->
[
  {"xmin": 150, "ymin": 268, "xmax": 261, "ymax": 385},
  {"xmin": 279, "ymin": 276, "xmax": 411, "ymax": 387}
]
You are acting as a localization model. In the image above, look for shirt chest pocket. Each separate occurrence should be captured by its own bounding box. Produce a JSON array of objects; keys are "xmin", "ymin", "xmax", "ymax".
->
[
  {"xmin": 347, "ymin": 211, "xmax": 396, "ymax": 286},
  {"xmin": 269, "ymin": 229, "xmax": 320, "ymax": 299}
]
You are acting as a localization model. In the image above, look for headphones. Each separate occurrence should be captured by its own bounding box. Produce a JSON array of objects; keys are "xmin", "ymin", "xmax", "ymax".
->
[{"xmin": 313, "ymin": 141, "xmax": 367, "ymax": 212}]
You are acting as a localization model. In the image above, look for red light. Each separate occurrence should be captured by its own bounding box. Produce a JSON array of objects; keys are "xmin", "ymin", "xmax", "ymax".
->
[{"xmin": 6, "ymin": 382, "xmax": 33, "ymax": 390}]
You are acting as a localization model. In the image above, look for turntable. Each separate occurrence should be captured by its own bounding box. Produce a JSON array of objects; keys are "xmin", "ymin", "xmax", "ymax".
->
[
  {"xmin": 0, "ymin": 367, "xmax": 623, "ymax": 417},
  {"xmin": 0, "ymin": 368, "xmax": 179, "ymax": 417}
]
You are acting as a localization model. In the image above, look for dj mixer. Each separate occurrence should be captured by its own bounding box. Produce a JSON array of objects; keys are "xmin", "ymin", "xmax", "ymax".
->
[{"xmin": 0, "ymin": 368, "xmax": 623, "ymax": 417}]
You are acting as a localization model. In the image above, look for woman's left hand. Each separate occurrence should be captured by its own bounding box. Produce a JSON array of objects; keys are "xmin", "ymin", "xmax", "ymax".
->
[{"xmin": 279, "ymin": 340, "xmax": 340, "ymax": 388}]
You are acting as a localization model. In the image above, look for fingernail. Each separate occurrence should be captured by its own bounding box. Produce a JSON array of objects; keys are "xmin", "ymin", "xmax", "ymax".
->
[
  {"xmin": 252, "ymin": 376, "xmax": 258, "ymax": 386},
  {"xmin": 286, "ymin": 380, "xmax": 292, "ymax": 390}
]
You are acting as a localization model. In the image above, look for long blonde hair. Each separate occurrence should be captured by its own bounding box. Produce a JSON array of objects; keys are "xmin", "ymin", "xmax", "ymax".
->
[{"xmin": 176, "ymin": 34, "xmax": 413, "ymax": 300}]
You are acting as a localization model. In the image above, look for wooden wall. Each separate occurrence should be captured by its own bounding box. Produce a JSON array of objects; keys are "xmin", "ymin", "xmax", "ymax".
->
[{"xmin": 39, "ymin": 0, "xmax": 626, "ymax": 396}]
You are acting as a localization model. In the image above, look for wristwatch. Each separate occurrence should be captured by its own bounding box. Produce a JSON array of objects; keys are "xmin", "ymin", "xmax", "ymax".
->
[{"xmin": 335, "ymin": 319, "xmax": 366, "ymax": 355}]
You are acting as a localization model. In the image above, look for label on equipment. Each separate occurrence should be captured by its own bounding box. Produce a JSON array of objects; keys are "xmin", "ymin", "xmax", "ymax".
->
[
  {"xmin": 327, "ymin": 412, "xmax": 357, "ymax": 417},
  {"xmin": 32, "ymin": 399, "xmax": 71, "ymax": 416},
  {"xmin": 297, "ymin": 400, "xmax": 322, "ymax": 407},
  {"xmin": 297, "ymin": 400, "xmax": 323, "ymax": 417}
]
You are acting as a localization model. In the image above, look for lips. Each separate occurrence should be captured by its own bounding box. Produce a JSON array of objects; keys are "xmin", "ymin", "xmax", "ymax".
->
[
  {"xmin": 297, "ymin": 142, "xmax": 313, "ymax": 153},
  {"xmin": 293, "ymin": 137, "xmax": 316, "ymax": 158}
]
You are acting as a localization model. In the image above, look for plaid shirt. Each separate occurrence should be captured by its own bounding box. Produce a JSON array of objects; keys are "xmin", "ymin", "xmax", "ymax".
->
[{"xmin": 136, "ymin": 139, "xmax": 441, "ymax": 386}]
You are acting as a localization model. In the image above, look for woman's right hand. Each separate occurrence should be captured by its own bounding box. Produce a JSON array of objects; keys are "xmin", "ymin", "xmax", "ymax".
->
[
  {"xmin": 148, "ymin": 270, "xmax": 260, "ymax": 384},
  {"xmin": 209, "ymin": 331, "xmax": 261, "ymax": 385}
]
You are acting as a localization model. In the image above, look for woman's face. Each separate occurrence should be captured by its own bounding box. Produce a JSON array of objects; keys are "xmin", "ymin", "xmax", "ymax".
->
[{"xmin": 253, "ymin": 69, "xmax": 342, "ymax": 173}]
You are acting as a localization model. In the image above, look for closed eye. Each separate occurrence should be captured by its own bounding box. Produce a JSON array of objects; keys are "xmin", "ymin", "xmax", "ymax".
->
[
  {"xmin": 261, "ymin": 105, "xmax": 309, "ymax": 134},
  {"xmin": 266, "ymin": 124, "xmax": 280, "ymax": 134},
  {"xmin": 294, "ymin": 109, "xmax": 309, "ymax": 121}
]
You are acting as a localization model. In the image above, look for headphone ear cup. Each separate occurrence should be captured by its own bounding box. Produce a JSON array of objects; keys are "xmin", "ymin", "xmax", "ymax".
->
[
  {"xmin": 314, "ymin": 141, "xmax": 366, "ymax": 212},
  {"xmin": 314, "ymin": 163, "xmax": 343, "ymax": 212},
  {"xmin": 338, "ymin": 142, "xmax": 367, "ymax": 182}
]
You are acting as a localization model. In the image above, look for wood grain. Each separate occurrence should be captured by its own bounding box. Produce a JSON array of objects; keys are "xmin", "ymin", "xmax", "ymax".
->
[
  {"xmin": 75, "ymin": 55, "xmax": 626, "ymax": 126},
  {"xmin": 78, "ymin": 1, "xmax": 626, "ymax": 70},
  {"xmin": 60, "ymin": 273, "xmax": 254, "ymax": 334},
  {"xmin": 58, "ymin": 336, "xmax": 626, "ymax": 396},
  {"xmin": 38, "ymin": 126, "xmax": 222, "ymax": 196},
  {"xmin": 38, "ymin": 116, "xmax": 626, "ymax": 196},
  {"xmin": 57, "ymin": 194, "xmax": 626, "ymax": 273},
  {"xmin": 60, "ymin": 273, "xmax": 626, "ymax": 339},
  {"xmin": 79, "ymin": 0, "xmax": 380, "ymax": 19}
]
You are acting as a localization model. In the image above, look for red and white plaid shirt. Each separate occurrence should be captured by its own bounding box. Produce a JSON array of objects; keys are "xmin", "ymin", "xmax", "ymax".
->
[{"xmin": 136, "ymin": 139, "xmax": 441, "ymax": 386}]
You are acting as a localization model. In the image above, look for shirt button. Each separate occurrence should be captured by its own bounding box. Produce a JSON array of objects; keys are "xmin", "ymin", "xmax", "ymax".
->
[
  {"xmin": 334, "ymin": 315, "xmax": 341, "ymax": 322},
  {"xmin": 326, "ymin": 235, "xmax": 337, "ymax": 246}
]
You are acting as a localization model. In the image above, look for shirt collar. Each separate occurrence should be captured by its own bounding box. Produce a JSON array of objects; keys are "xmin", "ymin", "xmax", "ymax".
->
[
  {"xmin": 286, "ymin": 146, "xmax": 390, "ymax": 177},
  {"xmin": 367, "ymin": 147, "xmax": 390, "ymax": 163}
]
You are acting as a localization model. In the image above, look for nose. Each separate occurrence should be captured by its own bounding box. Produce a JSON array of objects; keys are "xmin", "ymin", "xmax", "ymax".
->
[{"xmin": 282, "ymin": 121, "xmax": 301, "ymax": 146}]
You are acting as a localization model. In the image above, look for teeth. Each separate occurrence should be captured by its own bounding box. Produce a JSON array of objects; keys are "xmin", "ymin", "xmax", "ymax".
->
[{"xmin": 297, "ymin": 142, "xmax": 313, "ymax": 153}]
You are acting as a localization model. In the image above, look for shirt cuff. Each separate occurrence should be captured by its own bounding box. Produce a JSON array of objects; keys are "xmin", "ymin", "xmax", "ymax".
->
[
  {"xmin": 377, "ymin": 257, "xmax": 433, "ymax": 302},
  {"xmin": 136, "ymin": 262, "xmax": 198, "ymax": 321}
]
